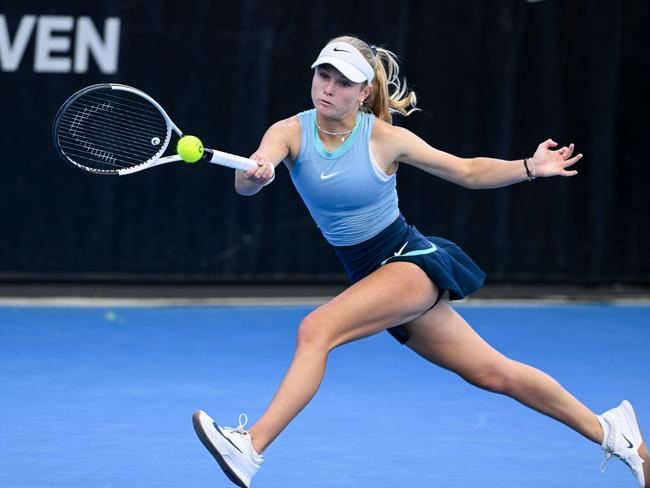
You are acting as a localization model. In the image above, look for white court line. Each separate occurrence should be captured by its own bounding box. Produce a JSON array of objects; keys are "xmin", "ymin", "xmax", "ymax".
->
[
  {"xmin": 457, "ymin": 298, "xmax": 650, "ymax": 307},
  {"xmin": 0, "ymin": 297, "xmax": 331, "ymax": 307},
  {"xmin": 0, "ymin": 296, "xmax": 648, "ymax": 308}
]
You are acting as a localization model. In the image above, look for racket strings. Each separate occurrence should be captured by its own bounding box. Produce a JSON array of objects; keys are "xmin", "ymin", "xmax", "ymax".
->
[
  {"xmin": 59, "ymin": 106, "xmax": 164, "ymax": 143},
  {"xmin": 58, "ymin": 117, "xmax": 165, "ymax": 166},
  {"xmin": 63, "ymin": 96, "xmax": 167, "ymax": 142},
  {"xmin": 57, "ymin": 114, "xmax": 163, "ymax": 152},
  {"xmin": 55, "ymin": 89, "xmax": 170, "ymax": 171},
  {"xmin": 80, "ymin": 93, "xmax": 169, "ymax": 128},
  {"xmin": 57, "ymin": 137, "xmax": 158, "ymax": 167},
  {"xmin": 57, "ymin": 116, "xmax": 165, "ymax": 160}
]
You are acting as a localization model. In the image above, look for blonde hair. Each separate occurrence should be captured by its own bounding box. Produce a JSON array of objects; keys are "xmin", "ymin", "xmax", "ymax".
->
[{"xmin": 328, "ymin": 35, "xmax": 419, "ymax": 124}]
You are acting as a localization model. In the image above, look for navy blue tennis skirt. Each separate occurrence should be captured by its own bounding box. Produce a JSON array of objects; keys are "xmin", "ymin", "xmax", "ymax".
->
[{"xmin": 333, "ymin": 215, "xmax": 485, "ymax": 344}]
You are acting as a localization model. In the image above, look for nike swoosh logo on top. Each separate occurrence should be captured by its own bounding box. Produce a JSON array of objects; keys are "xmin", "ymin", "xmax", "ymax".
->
[
  {"xmin": 333, "ymin": 47, "xmax": 350, "ymax": 53},
  {"xmin": 320, "ymin": 171, "xmax": 340, "ymax": 180},
  {"xmin": 622, "ymin": 433, "xmax": 634, "ymax": 449}
]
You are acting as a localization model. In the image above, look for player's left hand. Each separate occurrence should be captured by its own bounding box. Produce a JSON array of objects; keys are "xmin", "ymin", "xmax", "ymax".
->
[{"xmin": 532, "ymin": 139, "xmax": 583, "ymax": 178}]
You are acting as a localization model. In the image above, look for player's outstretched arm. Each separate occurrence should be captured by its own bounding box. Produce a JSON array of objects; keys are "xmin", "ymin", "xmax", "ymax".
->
[
  {"xmin": 235, "ymin": 117, "xmax": 297, "ymax": 196},
  {"xmin": 390, "ymin": 125, "xmax": 583, "ymax": 189}
]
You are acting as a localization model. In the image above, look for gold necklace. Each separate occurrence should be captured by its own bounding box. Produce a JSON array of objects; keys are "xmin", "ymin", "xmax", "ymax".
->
[{"xmin": 315, "ymin": 120, "xmax": 356, "ymax": 142}]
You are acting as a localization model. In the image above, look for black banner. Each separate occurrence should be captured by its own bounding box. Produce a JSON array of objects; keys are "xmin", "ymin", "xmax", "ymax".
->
[{"xmin": 1, "ymin": 0, "xmax": 648, "ymax": 285}]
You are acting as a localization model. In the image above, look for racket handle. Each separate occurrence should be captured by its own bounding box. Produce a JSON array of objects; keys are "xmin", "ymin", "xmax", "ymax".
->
[{"xmin": 205, "ymin": 149, "xmax": 257, "ymax": 171}]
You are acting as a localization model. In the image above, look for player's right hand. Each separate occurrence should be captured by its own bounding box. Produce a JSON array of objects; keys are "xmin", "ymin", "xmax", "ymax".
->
[{"xmin": 244, "ymin": 154, "xmax": 275, "ymax": 186}]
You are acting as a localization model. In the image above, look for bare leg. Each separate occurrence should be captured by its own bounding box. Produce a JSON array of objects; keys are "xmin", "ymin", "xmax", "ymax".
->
[
  {"xmin": 249, "ymin": 262, "xmax": 438, "ymax": 454},
  {"xmin": 403, "ymin": 301, "xmax": 604, "ymax": 444}
]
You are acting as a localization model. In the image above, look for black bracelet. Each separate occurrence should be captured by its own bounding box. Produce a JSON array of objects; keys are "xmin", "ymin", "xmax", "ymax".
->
[{"xmin": 523, "ymin": 158, "xmax": 532, "ymax": 181}]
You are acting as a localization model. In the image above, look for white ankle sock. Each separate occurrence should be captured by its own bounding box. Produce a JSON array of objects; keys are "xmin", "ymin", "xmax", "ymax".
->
[{"xmin": 596, "ymin": 414, "xmax": 610, "ymax": 449}]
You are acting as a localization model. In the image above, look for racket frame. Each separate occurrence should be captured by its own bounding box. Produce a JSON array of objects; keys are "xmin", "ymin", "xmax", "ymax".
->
[{"xmin": 53, "ymin": 83, "xmax": 257, "ymax": 175}]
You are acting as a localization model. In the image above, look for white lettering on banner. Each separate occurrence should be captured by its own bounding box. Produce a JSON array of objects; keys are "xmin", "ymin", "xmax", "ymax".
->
[
  {"xmin": 35, "ymin": 15, "xmax": 74, "ymax": 72},
  {"xmin": 74, "ymin": 17, "xmax": 120, "ymax": 73},
  {"xmin": 0, "ymin": 14, "xmax": 121, "ymax": 73},
  {"xmin": 0, "ymin": 15, "xmax": 36, "ymax": 71}
]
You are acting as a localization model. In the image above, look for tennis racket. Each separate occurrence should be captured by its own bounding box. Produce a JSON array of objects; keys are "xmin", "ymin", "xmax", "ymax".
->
[{"xmin": 52, "ymin": 83, "xmax": 257, "ymax": 175}]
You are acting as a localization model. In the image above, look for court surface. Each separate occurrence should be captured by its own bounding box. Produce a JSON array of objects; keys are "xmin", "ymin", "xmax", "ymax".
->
[{"xmin": 1, "ymin": 303, "xmax": 648, "ymax": 488}]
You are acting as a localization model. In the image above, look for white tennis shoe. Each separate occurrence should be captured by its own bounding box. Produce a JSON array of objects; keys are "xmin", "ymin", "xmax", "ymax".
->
[
  {"xmin": 192, "ymin": 410, "xmax": 263, "ymax": 488},
  {"xmin": 597, "ymin": 400, "xmax": 649, "ymax": 487}
]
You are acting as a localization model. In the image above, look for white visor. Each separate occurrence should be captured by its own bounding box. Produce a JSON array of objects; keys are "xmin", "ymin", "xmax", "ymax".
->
[{"xmin": 310, "ymin": 41, "xmax": 374, "ymax": 83}]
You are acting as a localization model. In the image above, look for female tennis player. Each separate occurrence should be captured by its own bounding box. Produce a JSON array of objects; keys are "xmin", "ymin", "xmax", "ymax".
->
[{"xmin": 192, "ymin": 35, "xmax": 648, "ymax": 488}]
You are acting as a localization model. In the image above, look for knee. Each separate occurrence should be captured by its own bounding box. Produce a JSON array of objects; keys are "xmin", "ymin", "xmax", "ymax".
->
[
  {"xmin": 296, "ymin": 312, "xmax": 332, "ymax": 352},
  {"xmin": 465, "ymin": 359, "xmax": 518, "ymax": 395}
]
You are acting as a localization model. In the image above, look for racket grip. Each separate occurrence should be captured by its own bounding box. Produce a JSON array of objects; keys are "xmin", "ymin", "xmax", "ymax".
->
[{"xmin": 205, "ymin": 149, "xmax": 257, "ymax": 171}]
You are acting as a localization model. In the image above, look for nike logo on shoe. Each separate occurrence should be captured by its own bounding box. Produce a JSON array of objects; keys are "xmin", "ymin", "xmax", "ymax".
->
[
  {"xmin": 214, "ymin": 423, "xmax": 244, "ymax": 454},
  {"xmin": 622, "ymin": 433, "xmax": 634, "ymax": 449},
  {"xmin": 320, "ymin": 171, "xmax": 339, "ymax": 180}
]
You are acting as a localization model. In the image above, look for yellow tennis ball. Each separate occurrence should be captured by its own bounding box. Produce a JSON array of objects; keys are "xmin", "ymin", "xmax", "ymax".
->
[{"xmin": 177, "ymin": 135, "xmax": 204, "ymax": 163}]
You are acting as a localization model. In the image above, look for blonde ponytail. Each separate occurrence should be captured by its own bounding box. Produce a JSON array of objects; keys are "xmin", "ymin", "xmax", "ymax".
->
[{"xmin": 328, "ymin": 35, "xmax": 419, "ymax": 124}]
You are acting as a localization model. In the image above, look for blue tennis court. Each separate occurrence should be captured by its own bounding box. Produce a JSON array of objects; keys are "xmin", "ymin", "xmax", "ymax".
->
[{"xmin": 1, "ymin": 303, "xmax": 648, "ymax": 488}]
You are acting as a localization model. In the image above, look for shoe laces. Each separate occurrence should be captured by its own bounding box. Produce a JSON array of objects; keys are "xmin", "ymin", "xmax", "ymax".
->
[
  {"xmin": 600, "ymin": 446, "xmax": 639, "ymax": 474},
  {"xmin": 600, "ymin": 434, "xmax": 616, "ymax": 473},
  {"xmin": 223, "ymin": 413, "xmax": 249, "ymax": 435},
  {"xmin": 600, "ymin": 452, "xmax": 614, "ymax": 473},
  {"xmin": 236, "ymin": 413, "xmax": 249, "ymax": 432}
]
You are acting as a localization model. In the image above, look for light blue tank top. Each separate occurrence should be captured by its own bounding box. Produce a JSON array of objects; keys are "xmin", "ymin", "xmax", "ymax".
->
[{"xmin": 290, "ymin": 109, "xmax": 399, "ymax": 246}]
